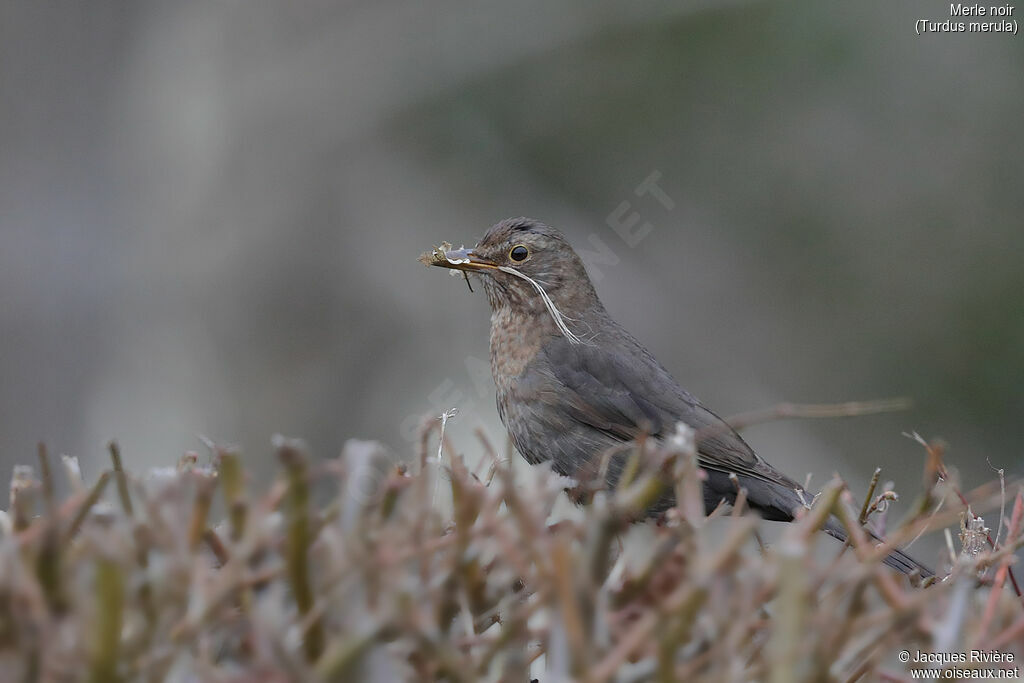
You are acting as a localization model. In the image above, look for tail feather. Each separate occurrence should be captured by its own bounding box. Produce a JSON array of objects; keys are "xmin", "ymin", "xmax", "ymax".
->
[
  {"xmin": 701, "ymin": 470, "xmax": 935, "ymax": 577},
  {"xmin": 824, "ymin": 519, "xmax": 934, "ymax": 578}
]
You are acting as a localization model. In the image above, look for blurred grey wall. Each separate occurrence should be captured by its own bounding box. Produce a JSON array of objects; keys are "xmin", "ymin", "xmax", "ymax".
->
[{"xmin": 2, "ymin": 0, "xmax": 1021, "ymax": 510}]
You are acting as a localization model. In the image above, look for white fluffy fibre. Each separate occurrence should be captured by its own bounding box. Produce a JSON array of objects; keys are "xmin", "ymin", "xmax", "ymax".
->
[{"xmin": 496, "ymin": 265, "xmax": 585, "ymax": 345}]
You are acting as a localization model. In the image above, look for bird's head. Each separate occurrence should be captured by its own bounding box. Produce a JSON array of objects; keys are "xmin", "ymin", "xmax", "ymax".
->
[{"xmin": 424, "ymin": 218, "xmax": 603, "ymax": 331}]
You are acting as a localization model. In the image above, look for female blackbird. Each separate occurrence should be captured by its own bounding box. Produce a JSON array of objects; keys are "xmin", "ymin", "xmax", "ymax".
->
[{"xmin": 426, "ymin": 217, "xmax": 932, "ymax": 577}]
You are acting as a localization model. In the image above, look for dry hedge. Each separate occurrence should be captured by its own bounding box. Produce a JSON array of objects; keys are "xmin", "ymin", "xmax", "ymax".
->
[{"xmin": 1, "ymin": 425, "xmax": 1022, "ymax": 682}]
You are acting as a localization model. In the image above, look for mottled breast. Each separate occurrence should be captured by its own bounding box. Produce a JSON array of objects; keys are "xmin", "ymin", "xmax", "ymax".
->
[{"xmin": 489, "ymin": 307, "xmax": 557, "ymax": 465}]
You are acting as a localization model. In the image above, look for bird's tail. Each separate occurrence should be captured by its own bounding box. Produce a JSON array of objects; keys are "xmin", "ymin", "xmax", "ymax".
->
[{"xmin": 823, "ymin": 519, "xmax": 934, "ymax": 578}]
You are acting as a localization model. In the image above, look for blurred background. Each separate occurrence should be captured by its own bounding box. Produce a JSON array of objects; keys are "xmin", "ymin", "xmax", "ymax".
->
[{"xmin": 2, "ymin": 0, "xmax": 1021, "ymax": 519}]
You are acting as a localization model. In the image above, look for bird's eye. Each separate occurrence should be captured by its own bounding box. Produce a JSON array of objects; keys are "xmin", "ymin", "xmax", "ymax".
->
[{"xmin": 509, "ymin": 245, "xmax": 530, "ymax": 262}]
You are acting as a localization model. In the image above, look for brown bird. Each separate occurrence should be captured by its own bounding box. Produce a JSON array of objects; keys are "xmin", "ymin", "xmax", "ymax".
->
[{"xmin": 425, "ymin": 217, "xmax": 932, "ymax": 577}]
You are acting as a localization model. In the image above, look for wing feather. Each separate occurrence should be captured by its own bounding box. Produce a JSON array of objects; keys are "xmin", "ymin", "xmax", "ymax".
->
[{"xmin": 537, "ymin": 335, "xmax": 794, "ymax": 488}]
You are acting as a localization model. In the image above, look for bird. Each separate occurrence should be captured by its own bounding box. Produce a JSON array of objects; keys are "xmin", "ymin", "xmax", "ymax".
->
[{"xmin": 423, "ymin": 217, "xmax": 932, "ymax": 577}]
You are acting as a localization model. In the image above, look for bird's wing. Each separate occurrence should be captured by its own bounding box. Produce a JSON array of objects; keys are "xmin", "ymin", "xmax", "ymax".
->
[{"xmin": 537, "ymin": 336, "xmax": 791, "ymax": 486}]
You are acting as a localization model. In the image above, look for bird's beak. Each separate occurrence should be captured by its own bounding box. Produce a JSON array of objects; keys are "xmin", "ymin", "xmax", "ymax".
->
[{"xmin": 429, "ymin": 246, "xmax": 500, "ymax": 273}]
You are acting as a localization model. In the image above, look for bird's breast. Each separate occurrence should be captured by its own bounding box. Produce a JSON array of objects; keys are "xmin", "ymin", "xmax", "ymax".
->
[
  {"xmin": 488, "ymin": 308, "xmax": 559, "ymax": 465},
  {"xmin": 488, "ymin": 308, "xmax": 546, "ymax": 395}
]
